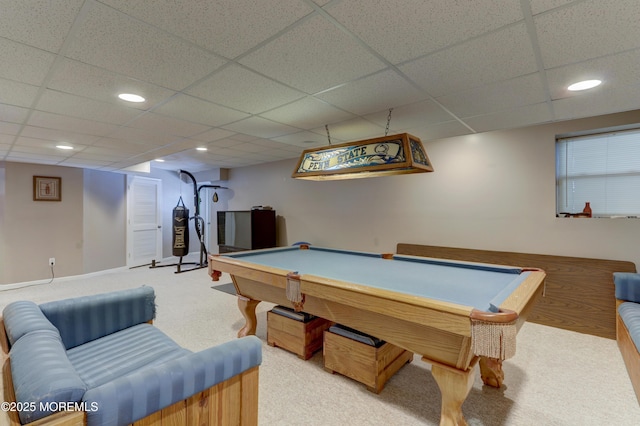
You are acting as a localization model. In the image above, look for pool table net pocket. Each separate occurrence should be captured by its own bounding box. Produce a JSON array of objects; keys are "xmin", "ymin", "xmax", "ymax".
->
[{"xmin": 470, "ymin": 309, "xmax": 517, "ymax": 360}]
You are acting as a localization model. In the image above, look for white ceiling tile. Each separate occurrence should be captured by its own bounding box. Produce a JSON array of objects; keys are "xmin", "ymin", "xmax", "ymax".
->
[
  {"xmin": 362, "ymin": 100, "xmax": 455, "ymax": 131},
  {"xmin": 36, "ymin": 90, "xmax": 142, "ymax": 125},
  {"xmin": 328, "ymin": 0, "xmax": 523, "ymax": 64},
  {"xmin": 107, "ymin": 126, "xmax": 178, "ymax": 147},
  {"xmin": 158, "ymin": 139, "xmax": 210, "ymax": 153},
  {"xmin": 47, "ymin": 59, "xmax": 176, "ymax": 109},
  {"xmin": 77, "ymin": 146, "xmax": 140, "ymax": 161},
  {"xmin": 437, "ymin": 74, "xmax": 547, "ymax": 118},
  {"xmin": 260, "ymin": 149, "xmax": 300, "ymax": 160},
  {"xmin": 310, "ymin": 117, "xmax": 386, "ymax": 142},
  {"xmin": 101, "ymin": 0, "xmax": 314, "ymax": 59},
  {"xmin": 5, "ymin": 153, "xmax": 65, "ymax": 165},
  {"xmin": 12, "ymin": 136, "xmax": 60, "ymax": 148},
  {"xmin": 128, "ymin": 113, "xmax": 211, "ymax": 139},
  {"xmin": 186, "ymin": 64, "xmax": 305, "ymax": 114},
  {"xmin": 546, "ymin": 49, "xmax": 640, "ymax": 101},
  {"xmin": 20, "ymin": 126, "xmax": 100, "ymax": 146},
  {"xmin": 154, "ymin": 95, "xmax": 250, "ymax": 127},
  {"xmin": 64, "ymin": 1, "xmax": 227, "ymax": 90},
  {"xmin": 272, "ymin": 131, "xmax": 332, "ymax": 147},
  {"xmin": 0, "ymin": 0, "xmax": 84, "ymax": 52},
  {"xmin": 239, "ymin": 15, "xmax": 387, "ymax": 94},
  {"xmin": 552, "ymin": 83, "xmax": 640, "ymax": 121},
  {"xmin": 0, "ymin": 135, "xmax": 14, "ymax": 144},
  {"xmin": 529, "ymin": 0, "xmax": 575, "ymax": 15},
  {"xmin": 27, "ymin": 111, "xmax": 121, "ymax": 136},
  {"xmin": 403, "ymin": 121, "xmax": 473, "ymax": 142},
  {"xmin": 260, "ymin": 97, "xmax": 356, "ymax": 129},
  {"xmin": 0, "ymin": 1, "xmax": 637, "ymax": 171},
  {"xmin": 9, "ymin": 140, "xmax": 74, "ymax": 156},
  {"xmin": 231, "ymin": 143, "xmax": 273, "ymax": 153},
  {"xmin": 206, "ymin": 138, "xmax": 247, "ymax": 148},
  {"xmin": 59, "ymin": 158, "xmax": 114, "ymax": 168},
  {"xmin": 463, "ymin": 102, "xmax": 554, "ymax": 133},
  {"xmin": 536, "ymin": 0, "xmax": 640, "ymax": 68},
  {"xmin": 188, "ymin": 128, "xmax": 238, "ymax": 143},
  {"xmin": 201, "ymin": 147, "xmax": 243, "ymax": 158},
  {"xmin": 0, "ymin": 38, "xmax": 56, "ymax": 85},
  {"xmin": 0, "ymin": 122, "xmax": 21, "ymax": 135},
  {"xmin": 316, "ymin": 70, "xmax": 426, "ymax": 115},
  {"xmin": 228, "ymin": 133, "xmax": 262, "ymax": 143},
  {"xmin": 222, "ymin": 117, "xmax": 301, "ymax": 139},
  {"xmin": 88, "ymin": 138, "xmax": 154, "ymax": 155},
  {"xmin": 399, "ymin": 23, "xmax": 538, "ymax": 98},
  {"xmin": 0, "ymin": 104, "xmax": 30, "ymax": 124},
  {"xmin": 0, "ymin": 79, "xmax": 40, "ymax": 108},
  {"xmin": 251, "ymin": 138, "xmax": 300, "ymax": 149}
]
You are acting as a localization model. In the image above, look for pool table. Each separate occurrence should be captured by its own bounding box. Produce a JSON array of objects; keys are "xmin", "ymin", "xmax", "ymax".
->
[{"xmin": 208, "ymin": 245, "xmax": 545, "ymax": 426}]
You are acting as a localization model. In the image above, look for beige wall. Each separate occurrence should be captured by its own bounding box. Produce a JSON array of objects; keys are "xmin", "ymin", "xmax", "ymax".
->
[
  {"xmin": 82, "ymin": 169, "xmax": 127, "ymax": 273},
  {"xmin": 222, "ymin": 110, "xmax": 640, "ymax": 267},
  {"xmin": 1, "ymin": 109, "xmax": 639, "ymax": 284},
  {"xmin": 2, "ymin": 162, "xmax": 85, "ymax": 283}
]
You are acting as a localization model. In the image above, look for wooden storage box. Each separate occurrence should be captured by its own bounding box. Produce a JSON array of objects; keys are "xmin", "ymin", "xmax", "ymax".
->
[
  {"xmin": 267, "ymin": 308, "xmax": 332, "ymax": 360},
  {"xmin": 323, "ymin": 329, "xmax": 414, "ymax": 393}
]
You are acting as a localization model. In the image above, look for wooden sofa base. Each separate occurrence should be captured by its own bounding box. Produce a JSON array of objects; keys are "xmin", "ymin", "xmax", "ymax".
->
[
  {"xmin": 3, "ymin": 358, "xmax": 259, "ymax": 426},
  {"xmin": 1, "ymin": 318, "xmax": 259, "ymax": 426},
  {"xmin": 616, "ymin": 310, "xmax": 640, "ymax": 405}
]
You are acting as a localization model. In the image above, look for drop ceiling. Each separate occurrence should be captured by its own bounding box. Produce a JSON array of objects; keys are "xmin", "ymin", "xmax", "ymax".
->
[{"xmin": 1, "ymin": 0, "xmax": 639, "ymax": 173}]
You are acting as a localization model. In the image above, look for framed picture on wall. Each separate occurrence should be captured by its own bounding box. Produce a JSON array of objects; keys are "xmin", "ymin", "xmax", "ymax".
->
[{"xmin": 33, "ymin": 176, "xmax": 61, "ymax": 201}]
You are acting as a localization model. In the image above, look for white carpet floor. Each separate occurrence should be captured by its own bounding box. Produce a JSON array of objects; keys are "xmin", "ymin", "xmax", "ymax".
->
[{"xmin": 2, "ymin": 261, "xmax": 639, "ymax": 425}]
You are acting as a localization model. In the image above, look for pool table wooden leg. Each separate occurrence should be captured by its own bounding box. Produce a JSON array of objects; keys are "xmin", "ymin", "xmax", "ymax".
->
[
  {"xmin": 479, "ymin": 356, "xmax": 504, "ymax": 388},
  {"xmin": 430, "ymin": 360, "xmax": 477, "ymax": 426},
  {"xmin": 237, "ymin": 296, "xmax": 261, "ymax": 337}
]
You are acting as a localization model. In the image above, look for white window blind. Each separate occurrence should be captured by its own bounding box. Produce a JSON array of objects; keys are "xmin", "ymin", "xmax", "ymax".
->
[{"xmin": 556, "ymin": 128, "xmax": 640, "ymax": 217}]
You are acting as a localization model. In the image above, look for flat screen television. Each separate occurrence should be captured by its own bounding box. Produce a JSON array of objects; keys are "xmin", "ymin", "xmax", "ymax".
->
[{"xmin": 217, "ymin": 211, "xmax": 252, "ymax": 250}]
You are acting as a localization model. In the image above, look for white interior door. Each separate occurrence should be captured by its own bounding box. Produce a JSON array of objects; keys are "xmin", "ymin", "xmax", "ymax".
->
[{"xmin": 127, "ymin": 176, "xmax": 162, "ymax": 267}]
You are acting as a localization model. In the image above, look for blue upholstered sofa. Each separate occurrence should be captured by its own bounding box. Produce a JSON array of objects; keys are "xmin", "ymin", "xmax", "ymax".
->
[
  {"xmin": 614, "ymin": 272, "xmax": 640, "ymax": 404},
  {"xmin": 0, "ymin": 287, "xmax": 262, "ymax": 425}
]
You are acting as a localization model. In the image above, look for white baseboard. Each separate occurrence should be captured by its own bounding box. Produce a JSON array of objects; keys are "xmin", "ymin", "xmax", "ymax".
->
[{"xmin": 0, "ymin": 266, "xmax": 130, "ymax": 292}]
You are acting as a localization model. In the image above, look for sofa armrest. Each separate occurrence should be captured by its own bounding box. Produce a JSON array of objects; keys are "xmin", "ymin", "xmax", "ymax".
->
[
  {"xmin": 614, "ymin": 272, "xmax": 640, "ymax": 303},
  {"xmin": 82, "ymin": 335, "xmax": 262, "ymax": 426},
  {"xmin": 39, "ymin": 286, "xmax": 156, "ymax": 349}
]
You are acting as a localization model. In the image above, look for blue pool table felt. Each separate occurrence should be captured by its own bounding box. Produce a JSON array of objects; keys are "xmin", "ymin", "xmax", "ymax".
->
[{"xmin": 227, "ymin": 247, "xmax": 530, "ymax": 312}]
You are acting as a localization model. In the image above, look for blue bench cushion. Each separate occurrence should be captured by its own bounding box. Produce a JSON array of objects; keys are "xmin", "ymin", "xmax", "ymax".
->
[
  {"xmin": 614, "ymin": 272, "xmax": 640, "ymax": 303},
  {"xmin": 83, "ymin": 335, "xmax": 263, "ymax": 426},
  {"xmin": 40, "ymin": 286, "xmax": 156, "ymax": 349},
  {"xmin": 619, "ymin": 302, "xmax": 640, "ymax": 352},
  {"xmin": 10, "ymin": 329, "xmax": 87, "ymax": 424},
  {"xmin": 2, "ymin": 301, "xmax": 59, "ymax": 346},
  {"xmin": 67, "ymin": 323, "xmax": 191, "ymax": 389}
]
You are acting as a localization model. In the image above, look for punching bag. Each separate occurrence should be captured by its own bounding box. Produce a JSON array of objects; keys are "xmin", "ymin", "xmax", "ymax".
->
[{"xmin": 172, "ymin": 197, "xmax": 190, "ymax": 257}]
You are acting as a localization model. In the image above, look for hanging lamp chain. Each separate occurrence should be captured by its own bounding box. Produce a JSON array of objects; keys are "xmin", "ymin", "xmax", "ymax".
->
[
  {"xmin": 385, "ymin": 108, "xmax": 394, "ymax": 136},
  {"xmin": 325, "ymin": 124, "xmax": 332, "ymax": 145}
]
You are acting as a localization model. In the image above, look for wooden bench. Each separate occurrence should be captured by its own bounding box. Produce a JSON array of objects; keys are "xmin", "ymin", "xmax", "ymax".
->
[{"xmin": 397, "ymin": 243, "xmax": 636, "ymax": 339}]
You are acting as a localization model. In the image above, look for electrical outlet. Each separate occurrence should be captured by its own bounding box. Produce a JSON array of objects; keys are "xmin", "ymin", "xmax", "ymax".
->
[{"xmin": 49, "ymin": 258, "xmax": 55, "ymax": 266}]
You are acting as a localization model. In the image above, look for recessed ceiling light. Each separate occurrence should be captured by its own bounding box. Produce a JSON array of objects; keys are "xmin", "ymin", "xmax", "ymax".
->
[
  {"xmin": 196, "ymin": 147, "xmax": 208, "ymax": 151},
  {"xmin": 568, "ymin": 80, "xmax": 602, "ymax": 91},
  {"xmin": 56, "ymin": 145, "xmax": 74, "ymax": 150},
  {"xmin": 154, "ymin": 159, "xmax": 165, "ymax": 162},
  {"xmin": 118, "ymin": 93, "xmax": 146, "ymax": 103}
]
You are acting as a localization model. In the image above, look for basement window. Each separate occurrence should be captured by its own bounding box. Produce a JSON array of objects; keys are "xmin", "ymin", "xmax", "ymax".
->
[{"xmin": 556, "ymin": 126, "xmax": 640, "ymax": 218}]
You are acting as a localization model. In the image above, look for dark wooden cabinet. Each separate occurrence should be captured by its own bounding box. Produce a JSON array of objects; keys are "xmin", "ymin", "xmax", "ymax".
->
[{"xmin": 217, "ymin": 209, "xmax": 276, "ymax": 253}]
